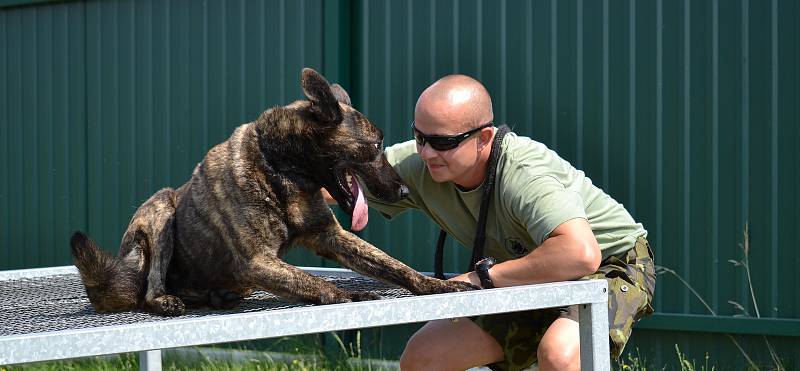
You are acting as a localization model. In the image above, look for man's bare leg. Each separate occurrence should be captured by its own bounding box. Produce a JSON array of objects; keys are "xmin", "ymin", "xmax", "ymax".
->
[
  {"xmin": 400, "ymin": 318, "xmax": 504, "ymax": 371},
  {"xmin": 537, "ymin": 317, "xmax": 580, "ymax": 371}
]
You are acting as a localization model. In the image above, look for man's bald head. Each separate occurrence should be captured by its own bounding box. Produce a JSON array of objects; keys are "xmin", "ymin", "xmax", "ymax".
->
[{"xmin": 415, "ymin": 75, "xmax": 494, "ymax": 133}]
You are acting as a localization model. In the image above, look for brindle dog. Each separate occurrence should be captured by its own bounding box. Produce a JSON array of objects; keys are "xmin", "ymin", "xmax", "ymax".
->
[{"xmin": 70, "ymin": 68, "xmax": 476, "ymax": 316}]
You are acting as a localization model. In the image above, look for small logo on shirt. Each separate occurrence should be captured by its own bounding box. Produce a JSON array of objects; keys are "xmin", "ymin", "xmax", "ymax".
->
[{"xmin": 505, "ymin": 238, "xmax": 528, "ymax": 257}]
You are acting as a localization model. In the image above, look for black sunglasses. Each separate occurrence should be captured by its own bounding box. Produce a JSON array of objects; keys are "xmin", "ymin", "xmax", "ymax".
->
[{"xmin": 411, "ymin": 121, "xmax": 494, "ymax": 151}]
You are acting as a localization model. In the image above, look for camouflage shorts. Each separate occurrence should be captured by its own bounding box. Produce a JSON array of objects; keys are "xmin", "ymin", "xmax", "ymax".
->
[{"xmin": 473, "ymin": 237, "xmax": 656, "ymax": 371}]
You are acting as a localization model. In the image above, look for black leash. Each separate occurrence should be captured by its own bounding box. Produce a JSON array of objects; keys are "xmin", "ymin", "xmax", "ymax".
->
[{"xmin": 434, "ymin": 125, "xmax": 510, "ymax": 279}]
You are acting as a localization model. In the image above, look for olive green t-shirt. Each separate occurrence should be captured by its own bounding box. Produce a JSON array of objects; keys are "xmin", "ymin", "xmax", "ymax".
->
[{"xmin": 365, "ymin": 132, "xmax": 647, "ymax": 262}]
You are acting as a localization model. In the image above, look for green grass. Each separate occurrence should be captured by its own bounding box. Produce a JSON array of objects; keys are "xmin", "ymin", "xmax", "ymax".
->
[
  {"xmin": 615, "ymin": 346, "xmax": 719, "ymax": 371},
  {"xmin": 3, "ymin": 353, "xmax": 324, "ymax": 371},
  {"xmin": 2, "ymin": 332, "xmax": 394, "ymax": 371},
  {"xmin": 4, "ymin": 345, "xmax": 732, "ymax": 371},
  {"xmin": 1, "ymin": 351, "xmax": 375, "ymax": 371}
]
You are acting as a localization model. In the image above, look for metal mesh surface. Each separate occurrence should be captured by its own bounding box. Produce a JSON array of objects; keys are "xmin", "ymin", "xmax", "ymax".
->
[{"xmin": 0, "ymin": 273, "xmax": 413, "ymax": 337}]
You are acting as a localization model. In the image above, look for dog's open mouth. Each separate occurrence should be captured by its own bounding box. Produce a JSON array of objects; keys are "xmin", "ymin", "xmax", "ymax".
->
[{"xmin": 332, "ymin": 169, "xmax": 368, "ymax": 232}]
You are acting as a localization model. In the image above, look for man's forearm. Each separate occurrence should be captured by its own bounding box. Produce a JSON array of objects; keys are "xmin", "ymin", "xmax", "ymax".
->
[
  {"xmin": 490, "ymin": 234, "xmax": 600, "ymax": 287},
  {"xmin": 451, "ymin": 233, "xmax": 600, "ymax": 288}
]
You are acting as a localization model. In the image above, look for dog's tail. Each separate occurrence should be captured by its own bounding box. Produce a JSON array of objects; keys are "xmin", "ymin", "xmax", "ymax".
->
[
  {"xmin": 70, "ymin": 231, "xmax": 143, "ymax": 312},
  {"xmin": 70, "ymin": 231, "xmax": 116, "ymax": 287}
]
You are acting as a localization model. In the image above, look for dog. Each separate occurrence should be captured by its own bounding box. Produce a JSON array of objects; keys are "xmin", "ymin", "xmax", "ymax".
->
[{"xmin": 70, "ymin": 68, "xmax": 477, "ymax": 316}]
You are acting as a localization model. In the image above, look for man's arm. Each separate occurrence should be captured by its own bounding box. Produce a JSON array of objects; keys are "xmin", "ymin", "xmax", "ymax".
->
[{"xmin": 451, "ymin": 218, "xmax": 601, "ymax": 287}]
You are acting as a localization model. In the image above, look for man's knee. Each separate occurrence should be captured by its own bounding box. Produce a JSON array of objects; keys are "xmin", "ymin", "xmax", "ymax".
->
[
  {"xmin": 401, "ymin": 318, "xmax": 504, "ymax": 371},
  {"xmin": 400, "ymin": 334, "xmax": 438, "ymax": 371},
  {"xmin": 537, "ymin": 338, "xmax": 580, "ymax": 371}
]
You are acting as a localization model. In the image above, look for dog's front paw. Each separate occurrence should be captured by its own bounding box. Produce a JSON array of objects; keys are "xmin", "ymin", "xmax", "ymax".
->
[
  {"xmin": 415, "ymin": 279, "xmax": 480, "ymax": 295},
  {"xmin": 440, "ymin": 280, "xmax": 481, "ymax": 292},
  {"xmin": 348, "ymin": 291, "xmax": 381, "ymax": 302},
  {"xmin": 149, "ymin": 295, "xmax": 186, "ymax": 316}
]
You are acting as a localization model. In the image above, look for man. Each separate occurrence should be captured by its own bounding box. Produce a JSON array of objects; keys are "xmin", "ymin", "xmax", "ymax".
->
[{"xmin": 329, "ymin": 75, "xmax": 655, "ymax": 371}]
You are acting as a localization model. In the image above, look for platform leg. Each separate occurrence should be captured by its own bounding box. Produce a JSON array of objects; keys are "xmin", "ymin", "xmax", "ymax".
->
[
  {"xmin": 578, "ymin": 301, "xmax": 611, "ymax": 371},
  {"xmin": 139, "ymin": 349, "xmax": 162, "ymax": 371}
]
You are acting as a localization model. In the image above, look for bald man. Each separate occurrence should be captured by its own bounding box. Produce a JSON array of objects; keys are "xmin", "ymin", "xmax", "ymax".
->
[{"xmin": 328, "ymin": 75, "xmax": 655, "ymax": 371}]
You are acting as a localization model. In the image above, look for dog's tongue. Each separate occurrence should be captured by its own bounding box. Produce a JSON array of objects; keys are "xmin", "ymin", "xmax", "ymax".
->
[{"xmin": 349, "ymin": 172, "xmax": 368, "ymax": 232}]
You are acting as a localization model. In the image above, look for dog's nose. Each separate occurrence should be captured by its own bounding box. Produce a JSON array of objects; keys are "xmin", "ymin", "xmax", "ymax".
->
[{"xmin": 399, "ymin": 185, "xmax": 410, "ymax": 199}]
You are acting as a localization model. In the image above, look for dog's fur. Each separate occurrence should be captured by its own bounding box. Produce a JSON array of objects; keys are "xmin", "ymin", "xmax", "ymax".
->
[{"xmin": 70, "ymin": 69, "xmax": 476, "ymax": 316}]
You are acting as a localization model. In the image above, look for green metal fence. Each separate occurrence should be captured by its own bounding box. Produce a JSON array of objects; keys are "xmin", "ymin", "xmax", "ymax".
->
[
  {"xmin": 1, "ymin": 0, "xmax": 798, "ymax": 367},
  {"xmin": 348, "ymin": 1, "xmax": 799, "ymax": 367},
  {"xmin": 1, "ymin": 0, "xmax": 331, "ymax": 268}
]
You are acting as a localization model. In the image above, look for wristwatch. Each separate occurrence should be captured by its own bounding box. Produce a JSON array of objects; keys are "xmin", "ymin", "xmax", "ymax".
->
[{"xmin": 474, "ymin": 257, "xmax": 497, "ymax": 289}]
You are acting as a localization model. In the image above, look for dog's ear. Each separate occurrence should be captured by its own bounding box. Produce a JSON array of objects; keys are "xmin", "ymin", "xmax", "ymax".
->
[
  {"xmin": 330, "ymin": 84, "xmax": 351, "ymax": 106},
  {"xmin": 301, "ymin": 68, "xmax": 342, "ymax": 124}
]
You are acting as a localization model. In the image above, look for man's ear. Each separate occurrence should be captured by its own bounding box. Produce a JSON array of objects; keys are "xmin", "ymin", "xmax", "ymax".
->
[
  {"xmin": 477, "ymin": 127, "xmax": 495, "ymax": 151},
  {"xmin": 300, "ymin": 68, "xmax": 342, "ymax": 124}
]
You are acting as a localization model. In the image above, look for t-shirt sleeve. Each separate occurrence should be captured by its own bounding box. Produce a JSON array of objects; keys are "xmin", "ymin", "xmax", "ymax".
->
[{"xmin": 508, "ymin": 175, "xmax": 587, "ymax": 246}]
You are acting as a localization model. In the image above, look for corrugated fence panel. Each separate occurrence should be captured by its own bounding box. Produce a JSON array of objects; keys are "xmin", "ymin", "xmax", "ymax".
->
[
  {"xmin": 1, "ymin": 2, "xmax": 87, "ymax": 270},
  {"xmin": 351, "ymin": 0, "xmax": 799, "ymax": 367}
]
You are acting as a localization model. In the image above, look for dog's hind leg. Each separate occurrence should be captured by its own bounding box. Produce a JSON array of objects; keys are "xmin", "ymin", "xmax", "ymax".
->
[
  {"xmin": 300, "ymin": 227, "xmax": 478, "ymax": 295},
  {"xmin": 140, "ymin": 190, "xmax": 185, "ymax": 316},
  {"xmin": 244, "ymin": 256, "xmax": 378, "ymax": 304}
]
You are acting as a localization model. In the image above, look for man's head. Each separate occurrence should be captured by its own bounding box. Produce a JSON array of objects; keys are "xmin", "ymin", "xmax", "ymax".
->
[{"xmin": 413, "ymin": 74, "xmax": 495, "ymax": 189}]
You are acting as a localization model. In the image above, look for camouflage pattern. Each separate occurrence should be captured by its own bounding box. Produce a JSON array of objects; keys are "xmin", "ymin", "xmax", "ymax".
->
[{"xmin": 473, "ymin": 237, "xmax": 656, "ymax": 371}]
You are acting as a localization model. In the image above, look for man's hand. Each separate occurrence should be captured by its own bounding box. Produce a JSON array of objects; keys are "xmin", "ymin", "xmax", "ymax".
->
[
  {"xmin": 320, "ymin": 188, "xmax": 337, "ymax": 205},
  {"xmin": 321, "ymin": 172, "xmax": 359, "ymax": 205},
  {"xmin": 448, "ymin": 271, "xmax": 482, "ymax": 288}
]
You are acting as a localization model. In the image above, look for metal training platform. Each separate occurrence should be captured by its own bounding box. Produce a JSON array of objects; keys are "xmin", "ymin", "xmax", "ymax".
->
[{"xmin": 0, "ymin": 266, "xmax": 610, "ymax": 370}]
